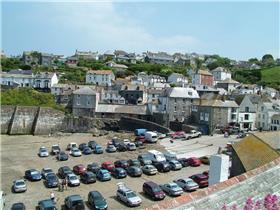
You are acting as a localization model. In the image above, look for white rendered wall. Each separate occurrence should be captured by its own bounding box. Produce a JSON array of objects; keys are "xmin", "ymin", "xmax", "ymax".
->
[{"xmin": 209, "ymin": 154, "xmax": 230, "ymax": 185}]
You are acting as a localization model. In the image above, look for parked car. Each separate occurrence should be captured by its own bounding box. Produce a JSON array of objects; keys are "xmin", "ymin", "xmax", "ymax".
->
[
  {"xmin": 142, "ymin": 165, "xmax": 158, "ymax": 175},
  {"xmin": 88, "ymin": 191, "xmax": 108, "ymax": 210},
  {"xmin": 93, "ymin": 144, "xmax": 103, "ymax": 154},
  {"xmin": 51, "ymin": 144, "xmax": 60, "ymax": 155},
  {"xmin": 106, "ymin": 144, "xmax": 117, "ymax": 153},
  {"xmin": 45, "ymin": 173, "xmax": 59, "ymax": 188},
  {"xmin": 111, "ymin": 168, "xmax": 127, "ymax": 179},
  {"xmin": 134, "ymin": 140, "xmax": 144, "ymax": 148},
  {"xmin": 70, "ymin": 147, "xmax": 82, "ymax": 157},
  {"xmin": 41, "ymin": 168, "xmax": 54, "ymax": 179},
  {"xmin": 117, "ymin": 143, "xmax": 127, "ymax": 152},
  {"xmin": 66, "ymin": 142, "xmax": 78, "ymax": 150},
  {"xmin": 96, "ymin": 169, "xmax": 111, "ymax": 181},
  {"xmin": 138, "ymin": 154, "xmax": 152, "ymax": 165},
  {"xmin": 127, "ymin": 166, "xmax": 142, "ymax": 177},
  {"xmin": 38, "ymin": 147, "xmax": 49, "ymax": 157},
  {"xmin": 199, "ymin": 156, "xmax": 210, "ymax": 165},
  {"xmin": 135, "ymin": 135, "xmax": 145, "ymax": 142},
  {"xmin": 25, "ymin": 169, "xmax": 42, "ymax": 181},
  {"xmin": 203, "ymin": 170, "xmax": 209, "ymax": 178},
  {"xmin": 160, "ymin": 182, "xmax": 183, "ymax": 196},
  {"xmin": 116, "ymin": 182, "xmax": 142, "ymax": 207},
  {"xmin": 145, "ymin": 131, "xmax": 158, "ymax": 143},
  {"xmin": 102, "ymin": 161, "xmax": 115, "ymax": 172},
  {"xmin": 134, "ymin": 128, "xmax": 147, "ymax": 136},
  {"xmin": 67, "ymin": 173, "xmax": 80, "ymax": 187},
  {"xmin": 88, "ymin": 140, "xmax": 97, "ymax": 149},
  {"xmin": 56, "ymin": 151, "xmax": 68, "ymax": 161},
  {"xmin": 112, "ymin": 137, "xmax": 122, "ymax": 147},
  {"xmin": 11, "ymin": 203, "xmax": 26, "ymax": 210},
  {"xmin": 153, "ymin": 161, "xmax": 170, "ymax": 173},
  {"xmin": 178, "ymin": 158, "xmax": 189, "ymax": 167},
  {"xmin": 183, "ymin": 130, "xmax": 202, "ymax": 140},
  {"xmin": 174, "ymin": 178, "xmax": 199, "ymax": 191},
  {"xmin": 186, "ymin": 157, "xmax": 201, "ymax": 167},
  {"xmin": 73, "ymin": 164, "xmax": 86, "ymax": 175},
  {"xmin": 123, "ymin": 139, "xmax": 130, "ymax": 145},
  {"xmin": 143, "ymin": 181, "xmax": 166, "ymax": 200},
  {"xmin": 128, "ymin": 159, "xmax": 141, "ymax": 167},
  {"xmin": 13, "ymin": 179, "xmax": 27, "ymax": 193},
  {"xmin": 38, "ymin": 199, "xmax": 57, "ymax": 210},
  {"xmin": 169, "ymin": 160, "xmax": 182, "ymax": 170},
  {"xmin": 79, "ymin": 143, "xmax": 88, "ymax": 151},
  {"xmin": 189, "ymin": 174, "xmax": 209, "ymax": 188},
  {"xmin": 126, "ymin": 142, "xmax": 136, "ymax": 151},
  {"xmin": 80, "ymin": 171, "xmax": 96, "ymax": 184},
  {"xmin": 82, "ymin": 146, "xmax": 93, "ymax": 155},
  {"xmin": 114, "ymin": 160, "xmax": 129, "ymax": 169},
  {"xmin": 87, "ymin": 163, "xmax": 101, "ymax": 174},
  {"xmin": 58, "ymin": 166, "xmax": 72, "ymax": 178},
  {"xmin": 64, "ymin": 195, "xmax": 85, "ymax": 210}
]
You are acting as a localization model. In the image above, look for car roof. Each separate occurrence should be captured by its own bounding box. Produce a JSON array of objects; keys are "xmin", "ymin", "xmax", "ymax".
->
[
  {"xmin": 67, "ymin": 194, "xmax": 82, "ymax": 201},
  {"xmin": 89, "ymin": 191, "xmax": 102, "ymax": 197},
  {"xmin": 144, "ymin": 181, "xmax": 158, "ymax": 187},
  {"xmin": 39, "ymin": 199, "xmax": 55, "ymax": 207},
  {"xmin": 15, "ymin": 179, "xmax": 25, "ymax": 182}
]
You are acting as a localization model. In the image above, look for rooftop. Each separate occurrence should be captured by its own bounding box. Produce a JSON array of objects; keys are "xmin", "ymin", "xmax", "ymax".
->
[
  {"xmin": 73, "ymin": 87, "xmax": 96, "ymax": 95},
  {"xmin": 168, "ymin": 87, "xmax": 199, "ymax": 99},
  {"xmin": 87, "ymin": 70, "xmax": 114, "ymax": 75},
  {"xmin": 96, "ymin": 104, "xmax": 148, "ymax": 115}
]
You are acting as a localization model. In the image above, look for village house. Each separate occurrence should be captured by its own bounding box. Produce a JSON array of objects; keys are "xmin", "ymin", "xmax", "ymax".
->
[
  {"xmin": 99, "ymin": 88, "xmax": 125, "ymax": 104},
  {"xmin": 261, "ymin": 87, "xmax": 279, "ymax": 98},
  {"xmin": 102, "ymin": 50, "xmax": 115, "ymax": 60},
  {"xmin": 167, "ymin": 73, "xmax": 188, "ymax": 87},
  {"xmin": 145, "ymin": 51, "xmax": 174, "ymax": 65},
  {"xmin": 114, "ymin": 50, "xmax": 136, "ymax": 64},
  {"xmin": 192, "ymin": 70, "xmax": 214, "ymax": 86},
  {"xmin": 190, "ymin": 85, "xmax": 220, "ymax": 97},
  {"xmin": 173, "ymin": 53, "xmax": 191, "ymax": 66},
  {"xmin": 65, "ymin": 56, "xmax": 78, "ymax": 67},
  {"xmin": 235, "ymin": 84, "xmax": 262, "ymax": 95},
  {"xmin": 216, "ymin": 78, "xmax": 240, "ymax": 93},
  {"xmin": 270, "ymin": 114, "xmax": 280, "ymax": 131},
  {"xmin": 86, "ymin": 70, "xmax": 115, "ymax": 86},
  {"xmin": 119, "ymin": 84, "xmax": 147, "ymax": 105},
  {"xmin": 74, "ymin": 50, "xmax": 99, "ymax": 60},
  {"xmin": 105, "ymin": 61, "xmax": 128, "ymax": 72},
  {"xmin": 212, "ymin": 67, "xmax": 232, "ymax": 82},
  {"xmin": 34, "ymin": 72, "xmax": 59, "ymax": 90},
  {"xmin": 22, "ymin": 51, "xmax": 40, "ymax": 65},
  {"xmin": 131, "ymin": 72, "xmax": 167, "ymax": 88}
]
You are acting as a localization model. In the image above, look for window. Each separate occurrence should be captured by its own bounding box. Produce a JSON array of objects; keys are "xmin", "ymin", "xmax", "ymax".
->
[
  {"xmin": 231, "ymin": 114, "xmax": 236, "ymax": 120},
  {"xmin": 263, "ymin": 114, "xmax": 265, "ymax": 119},
  {"xmin": 261, "ymin": 106, "xmax": 264, "ymax": 111},
  {"xmin": 245, "ymin": 107, "xmax": 249, "ymax": 112},
  {"xmin": 205, "ymin": 113, "xmax": 209, "ymax": 121},
  {"xmin": 76, "ymin": 95, "xmax": 80, "ymax": 105},
  {"xmin": 174, "ymin": 98, "xmax": 177, "ymax": 103},
  {"xmin": 200, "ymin": 112, "xmax": 204, "ymax": 121},
  {"xmin": 188, "ymin": 92, "xmax": 193, "ymax": 96},
  {"xmin": 245, "ymin": 114, "xmax": 249, "ymax": 120},
  {"xmin": 164, "ymin": 105, "xmax": 166, "ymax": 111},
  {"xmin": 231, "ymin": 108, "xmax": 237, "ymax": 112},
  {"xmin": 192, "ymin": 105, "xmax": 198, "ymax": 112},
  {"xmin": 174, "ymin": 106, "xmax": 177, "ymax": 112}
]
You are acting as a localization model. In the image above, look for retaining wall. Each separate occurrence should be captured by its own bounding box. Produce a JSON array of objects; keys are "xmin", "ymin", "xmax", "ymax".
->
[{"xmin": 0, "ymin": 106, "xmax": 15, "ymax": 134}]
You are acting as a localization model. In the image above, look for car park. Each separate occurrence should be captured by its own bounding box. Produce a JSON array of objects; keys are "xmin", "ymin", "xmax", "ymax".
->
[
  {"xmin": 169, "ymin": 160, "xmax": 182, "ymax": 170},
  {"xmin": 143, "ymin": 181, "xmax": 166, "ymax": 200},
  {"xmin": 111, "ymin": 167, "xmax": 127, "ymax": 179},
  {"xmin": 87, "ymin": 163, "xmax": 101, "ymax": 174},
  {"xmin": 38, "ymin": 199, "xmax": 57, "ymax": 210},
  {"xmin": 64, "ymin": 195, "xmax": 85, "ymax": 210},
  {"xmin": 88, "ymin": 140, "xmax": 97, "ymax": 149},
  {"xmin": 114, "ymin": 160, "xmax": 129, "ymax": 169},
  {"xmin": 56, "ymin": 151, "xmax": 68, "ymax": 161},
  {"xmin": 70, "ymin": 147, "xmax": 82, "ymax": 157},
  {"xmin": 106, "ymin": 144, "xmax": 117, "ymax": 153},
  {"xmin": 199, "ymin": 156, "xmax": 210, "ymax": 165},
  {"xmin": 128, "ymin": 159, "xmax": 141, "ymax": 167},
  {"xmin": 102, "ymin": 161, "xmax": 115, "ymax": 172},
  {"xmin": 41, "ymin": 168, "xmax": 54, "ymax": 179},
  {"xmin": 159, "ymin": 182, "xmax": 183, "ymax": 196},
  {"xmin": 186, "ymin": 157, "xmax": 201, "ymax": 167},
  {"xmin": 138, "ymin": 154, "xmax": 152, "ymax": 165},
  {"xmin": 11, "ymin": 202, "xmax": 26, "ymax": 210},
  {"xmin": 67, "ymin": 173, "xmax": 80, "ymax": 187},
  {"xmin": 73, "ymin": 164, "xmax": 86, "ymax": 175},
  {"xmin": 38, "ymin": 147, "xmax": 49, "ymax": 157},
  {"xmin": 93, "ymin": 144, "xmax": 104, "ymax": 154},
  {"xmin": 189, "ymin": 174, "xmax": 209, "ymax": 187},
  {"xmin": 13, "ymin": 179, "xmax": 27, "ymax": 193},
  {"xmin": 142, "ymin": 165, "xmax": 158, "ymax": 175},
  {"xmin": 126, "ymin": 142, "xmax": 137, "ymax": 151},
  {"xmin": 153, "ymin": 161, "xmax": 170, "ymax": 173},
  {"xmin": 178, "ymin": 158, "xmax": 189, "ymax": 167},
  {"xmin": 80, "ymin": 171, "xmax": 96, "ymax": 184},
  {"xmin": 51, "ymin": 144, "xmax": 60, "ymax": 155},
  {"xmin": 88, "ymin": 191, "xmax": 108, "ymax": 210},
  {"xmin": 82, "ymin": 146, "xmax": 93, "ymax": 155},
  {"xmin": 148, "ymin": 150, "xmax": 166, "ymax": 163},
  {"xmin": 127, "ymin": 166, "xmax": 142, "ymax": 177},
  {"xmin": 96, "ymin": 169, "xmax": 111, "ymax": 181},
  {"xmin": 79, "ymin": 143, "xmax": 88, "ymax": 151},
  {"xmin": 45, "ymin": 173, "xmax": 59, "ymax": 188},
  {"xmin": 174, "ymin": 178, "xmax": 199, "ymax": 191},
  {"xmin": 116, "ymin": 182, "xmax": 142, "ymax": 207},
  {"xmin": 58, "ymin": 166, "xmax": 72, "ymax": 178},
  {"xmin": 25, "ymin": 169, "xmax": 42, "ymax": 181}
]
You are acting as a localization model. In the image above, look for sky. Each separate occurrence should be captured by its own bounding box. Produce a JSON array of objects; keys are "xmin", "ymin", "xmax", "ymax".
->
[{"xmin": 1, "ymin": 1, "xmax": 279, "ymax": 60}]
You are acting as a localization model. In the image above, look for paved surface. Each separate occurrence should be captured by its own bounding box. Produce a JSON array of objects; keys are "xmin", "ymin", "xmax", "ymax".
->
[{"xmin": 1, "ymin": 132, "xmax": 209, "ymax": 210}]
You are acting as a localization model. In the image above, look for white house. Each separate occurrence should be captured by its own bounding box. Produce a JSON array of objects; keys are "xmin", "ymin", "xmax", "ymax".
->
[
  {"xmin": 86, "ymin": 70, "xmax": 115, "ymax": 86},
  {"xmin": 271, "ymin": 114, "xmax": 280, "ymax": 131},
  {"xmin": 34, "ymin": 72, "xmax": 59, "ymax": 89},
  {"xmin": 212, "ymin": 67, "xmax": 231, "ymax": 82},
  {"xmin": 216, "ymin": 78, "xmax": 240, "ymax": 93},
  {"xmin": 131, "ymin": 72, "xmax": 167, "ymax": 88},
  {"xmin": 167, "ymin": 73, "xmax": 188, "ymax": 87}
]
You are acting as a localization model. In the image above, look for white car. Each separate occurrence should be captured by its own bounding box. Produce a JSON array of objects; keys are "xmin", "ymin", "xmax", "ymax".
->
[
  {"xmin": 13, "ymin": 179, "xmax": 27, "ymax": 193},
  {"xmin": 116, "ymin": 182, "xmax": 142, "ymax": 207},
  {"xmin": 70, "ymin": 147, "xmax": 82, "ymax": 157},
  {"xmin": 174, "ymin": 178, "xmax": 199, "ymax": 191},
  {"xmin": 123, "ymin": 139, "xmax": 130, "ymax": 145},
  {"xmin": 38, "ymin": 146, "xmax": 49, "ymax": 157},
  {"xmin": 67, "ymin": 173, "xmax": 80, "ymax": 186},
  {"xmin": 67, "ymin": 142, "xmax": 78, "ymax": 150},
  {"xmin": 126, "ymin": 143, "xmax": 136, "ymax": 151}
]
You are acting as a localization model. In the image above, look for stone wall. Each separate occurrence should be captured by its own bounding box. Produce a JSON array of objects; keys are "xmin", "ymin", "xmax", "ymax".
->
[{"xmin": 0, "ymin": 105, "xmax": 15, "ymax": 133}]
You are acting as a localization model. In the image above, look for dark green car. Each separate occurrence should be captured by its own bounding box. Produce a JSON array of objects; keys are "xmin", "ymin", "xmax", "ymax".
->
[
  {"xmin": 88, "ymin": 191, "xmax": 108, "ymax": 210},
  {"xmin": 64, "ymin": 195, "xmax": 85, "ymax": 210},
  {"xmin": 38, "ymin": 199, "xmax": 57, "ymax": 210}
]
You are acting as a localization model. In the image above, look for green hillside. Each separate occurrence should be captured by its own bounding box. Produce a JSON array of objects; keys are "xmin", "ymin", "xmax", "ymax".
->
[{"xmin": 261, "ymin": 66, "xmax": 280, "ymax": 89}]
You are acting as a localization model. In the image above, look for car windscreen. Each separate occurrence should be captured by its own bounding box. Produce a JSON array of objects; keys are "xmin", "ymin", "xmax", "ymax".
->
[
  {"xmin": 15, "ymin": 181, "xmax": 25, "ymax": 185},
  {"xmin": 152, "ymin": 187, "xmax": 162, "ymax": 192},
  {"xmin": 31, "ymin": 171, "xmax": 40, "ymax": 175},
  {"xmin": 126, "ymin": 192, "xmax": 136, "ymax": 198}
]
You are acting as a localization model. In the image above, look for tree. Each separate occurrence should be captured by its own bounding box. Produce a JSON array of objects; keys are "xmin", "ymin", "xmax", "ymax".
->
[{"xmin": 262, "ymin": 54, "xmax": 274, "ymax": 66}]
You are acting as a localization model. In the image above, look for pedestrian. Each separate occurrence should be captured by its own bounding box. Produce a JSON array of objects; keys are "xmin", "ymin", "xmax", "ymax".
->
[
  {"xmin": 58, "ymin": 182, "xmax": 63, "ymax": 192},
  {"xmin": 64, "ymin": 178, "xmax": 68, "ymax": 190},
  {"xmin": 50, "ymin": 191, "xmax": 55, "ymax": 203}
]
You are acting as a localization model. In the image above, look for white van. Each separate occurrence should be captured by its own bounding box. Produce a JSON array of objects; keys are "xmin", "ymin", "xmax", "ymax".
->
[
  {"xmin": 148, "ymin": 150, "xmax": 166, "ymax": 163},
  {"xmin": 145, "ymin": 131, "xmax": 158, "ymax": 143}
]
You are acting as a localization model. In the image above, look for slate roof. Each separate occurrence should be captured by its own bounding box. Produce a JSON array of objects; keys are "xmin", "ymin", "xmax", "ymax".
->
[
  {"xmin": 168, "ymin": 87, "xmax": 199, "ymax": 99},
  {"xmin": 253, "ymin": 131, "xmax": 280, "ymax": 151},
  {"xmin": 96, "ymin": 104, "xmax": 148, "ymax": 115},
  {"xmin": 197, "ymin": 70, "xmax": 213, "ymax": 76},
  {"xmin": 7, "ymin": 69, "xmax": 33, "ymax": 75},
  {"xmin": 73, "ymin": 87, "xmax": 96, "ymax": 95},
  {"xmin": 232, "ymin": 134, "xmax": 280, "ymax": 171},
  {"xmin": 194, "ymin": 99, "xmax": 239, "ymax": 107},
  {"xmin": 87, "ymin": 70, "xmax": 114, "ymax": 75}
]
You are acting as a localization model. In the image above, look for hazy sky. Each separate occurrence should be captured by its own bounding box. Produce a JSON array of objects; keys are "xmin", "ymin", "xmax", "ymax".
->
[{"xmin": 2, "ymin": 1, "xmax": 279, "ymax": 60}]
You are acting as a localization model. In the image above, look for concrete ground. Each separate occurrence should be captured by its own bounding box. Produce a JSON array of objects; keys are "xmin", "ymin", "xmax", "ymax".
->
[{"xmin": 1, "ymin": 132, "xmax": 210, "ymax": 210}]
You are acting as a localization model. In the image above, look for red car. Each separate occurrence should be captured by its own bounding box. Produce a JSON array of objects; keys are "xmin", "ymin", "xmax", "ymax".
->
[
  {"xmin": 186, "ymin": 157, "xmax": 201, "ymax": 167},
  {"xmin": 135, "ymin": 136, "xmax": 145, "ymax": 142},
  {"xmin": 101, "ymin": 161, "xmax": 115, "ymax": 172},
  {"xmin": 73, "ymin": 164, "xmax": 86, "ymax": 175},
  {"xmin": 189, "ymin": 174, "xmax": 209, "ymax": 187},
  {"xmin": 202, "ymin": 170, "xmax": 209, "ymax": 178}
]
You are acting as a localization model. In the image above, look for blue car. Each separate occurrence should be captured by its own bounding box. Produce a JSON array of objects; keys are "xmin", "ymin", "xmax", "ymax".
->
[
  {"xmin": 93, "ymin": 145, "xmax": 103, "ymax": 154},
  {"xmin": 96, "ymin": 169, "xmax": 111, "ymax": 181},
  {"xmin": 25, "ymin": 169, "xmax": 42, "ymax": 181}
]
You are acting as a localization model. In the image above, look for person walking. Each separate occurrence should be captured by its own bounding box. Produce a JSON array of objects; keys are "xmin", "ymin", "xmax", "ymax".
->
[
  {"xmin": 64, "ymin": 178, "xmax": 68, "ymax": 190},
  {"xmin": 50, "ymin": 191, "xmax": 55, "ymax": 203}
]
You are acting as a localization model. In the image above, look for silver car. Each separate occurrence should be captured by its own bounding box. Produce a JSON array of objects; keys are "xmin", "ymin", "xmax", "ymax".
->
[
  {"xmin": 38, "ymin": 147, "xmax": 49, "ymax": 157},
  {"xmin": 70, "ymin": 147, "xmax": 82, "ymax": 157},
  {"xmin": 13, "ymin": 179, "xmax": 27, "ymax": 193},
  {"xmin": 160, "ymin": 182, "xmax": 183, "ymax": 196},
  {"xmin": 142, "ymin": 165, "xmax": 158, "ymax": 175},
  {"xmin": 174, "ymin": 178, "xmax": 199, "ymax": 191},
  {"xmin": 67, "ymin": 173, "xmax": 80, "ymax": 186},
  {"xmin": 169, "ymin": 160, "xmax": 182, "ymax": 170},
  {"xmin": 106, "ymin": 144, "xmax": 117, "ymax": 153},
  {"xmin": 116, "ymin": 182, "xmax": 142, "ymax": 207}
]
